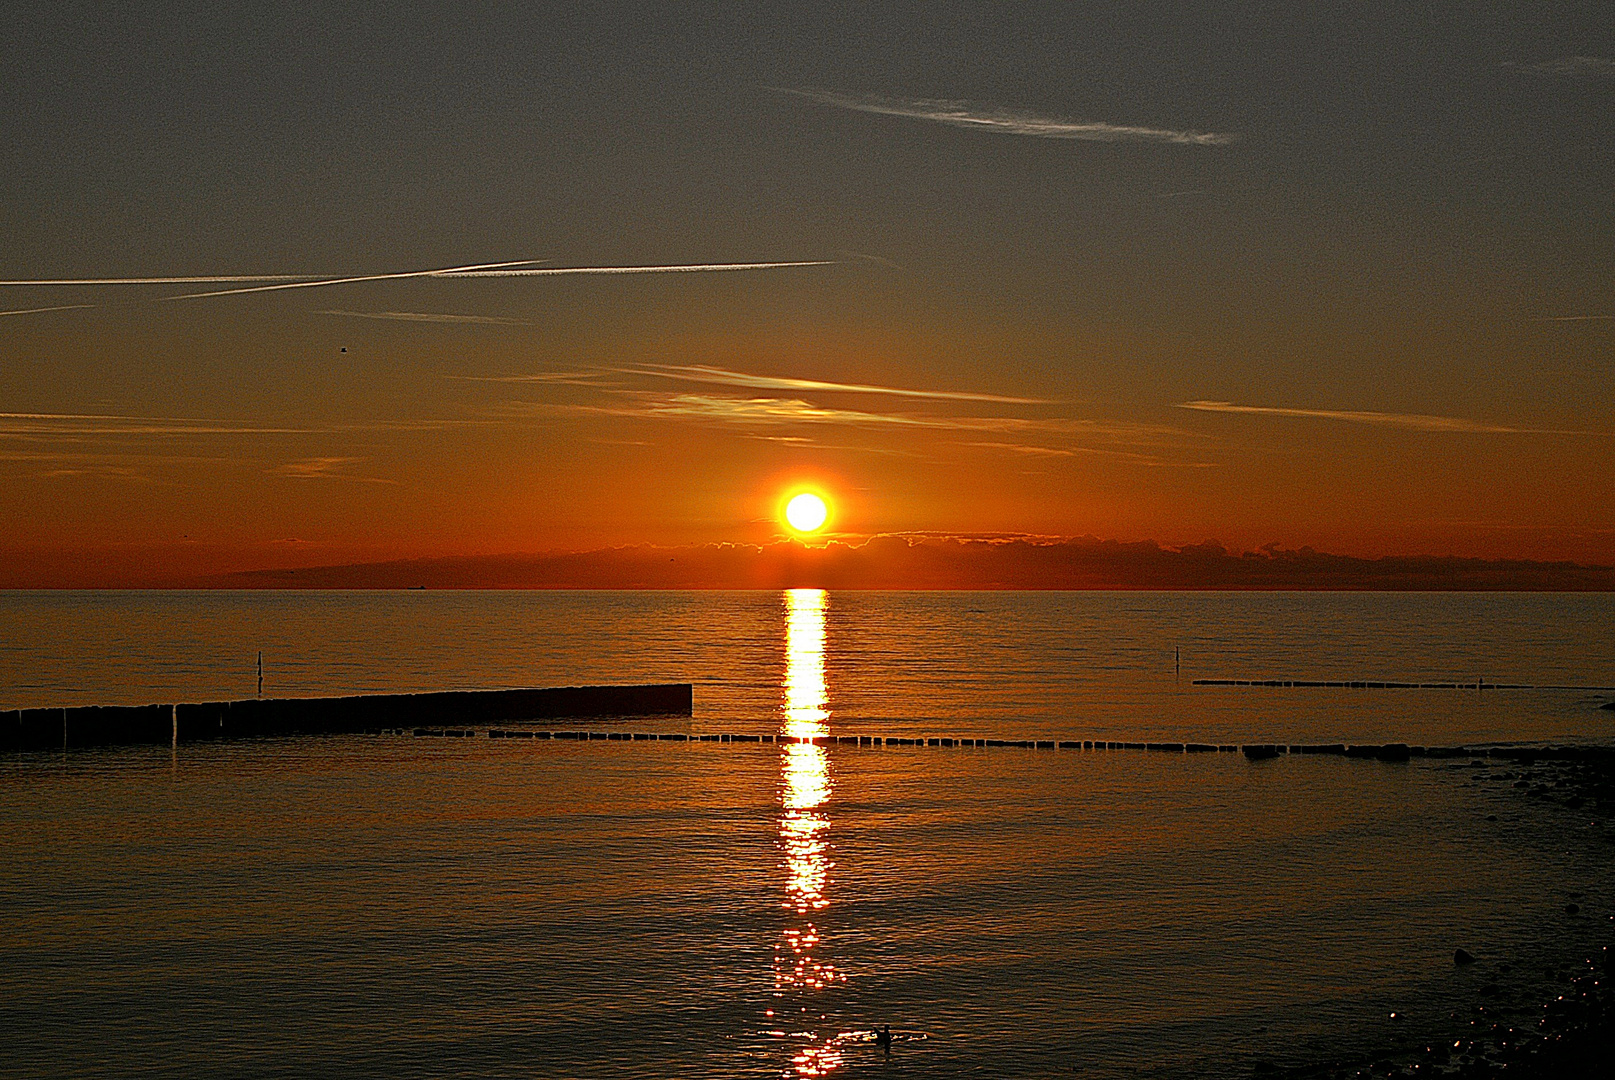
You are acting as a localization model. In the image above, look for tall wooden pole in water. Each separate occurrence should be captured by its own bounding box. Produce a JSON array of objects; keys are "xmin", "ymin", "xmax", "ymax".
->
[
  {"xmin": 257, "ymin": 652, "xmax": 263, "ymax": 699},
  {"xmin": 1175, "ymin": 645, "xmax": 1181, "ymax": 679}
]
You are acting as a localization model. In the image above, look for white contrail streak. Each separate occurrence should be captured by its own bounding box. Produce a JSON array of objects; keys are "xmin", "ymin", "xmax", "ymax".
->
[
  {"xmin": 0, "ymin": 259, "xmax": 831, "ymax": 304},
  {"xmin": 627, "ymin": 363, "xmax": 1050, "ymax": 403},
  {"xmin": 0, "ymin": 275, "xmax": 329, "ymax": 286},
  {"xmin": 779, "ymin": 89, "xmax": 1233, "ymax": 145},
  {"xmin": 1524, "ymin": 56, "xmax": 1615, "ymax": 78},
  {"xmin": 1177, "ymin": 400, "xmax": 1590, "ymax": 435},
  {"xmin": 0, "ymin": 304, "xmax": 94, "ymax": 317},
  {"xmin": 164, "ymin": 260, "xmax": 545, "ymax": 300},
  {"xmin": 321, "ymin": 310, "xmax": 532, "ymax": 325},
  {"xmin": 438, "ymin": 260, "xmax": 834, "ymax": 278}
]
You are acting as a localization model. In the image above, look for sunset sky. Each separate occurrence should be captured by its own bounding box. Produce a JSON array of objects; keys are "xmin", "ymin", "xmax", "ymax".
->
[{"xmin": 2, "ymin": 3, "xmax": 1612, "ymax": 583}]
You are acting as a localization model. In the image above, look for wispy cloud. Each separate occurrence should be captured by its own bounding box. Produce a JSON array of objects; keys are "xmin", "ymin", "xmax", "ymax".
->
[
  {"xmin": 0, "ymin": 411, "xmax": 473, "ymax": 440},
  {"xmin": 450, "ymin": 371, "xmax": 616, "ymax": 387},
  {"xmin": 1536, "ymin": 314, "xmax": 1614, "ymax": 322},
  {"xmin": 2, "ymin": 259, "xmax": 831, "ymax": 303},
  {"xmin": 1177, "ymin": 400, "xmax": 1589, "ymax": 435},
  {"xmin": 780, "ymin": 88, "xmax": 1234, "ymax": 145},
  {"xmin": 0, "ymin": 447, "xmax": 240, "ymax": 482},
  {"xmin": 0, "ymin": 411, "xmax": 309, "ymax": 438},
  {"xmin": 963, "ymin": 440, "xmax": 1217, "ymax": 467},
  {"xmin": 1, "ymin": 304, "xmax": 95, "ymax": 317},
  {"xmin": 625, "ymin": 363, "xmax": 1051, "ymax": 404},
  {"xmin": 165, "ymin": 260, "xmax": 544, "ymax": 300},
  {"xmin": 0, "ymin": 274, "xmax": 327, "ymax": 286},
  {"xmin": 514, "ymin": 393, "xmax": 1194, "ymax": 444},
  {"xmin": 270, "ymin": 457, "xmax": 397, "ymax": 483},
  {"xmin": 965, "ymin": 441, "xmax": 1076, "ymax": 457},
  {"xmin": 835, "ymin": 250, "xmax": 904, "ymax": 270},
  {"xmin": 1520, "ymin": 56, "xmax": 1615, "ymax": 78},
  {"xmin": 322, "ymin": 309, "xmax": 532, "ymax": 325},
  {"xmin": 437, "ymin": 260, "xmax": 833, "ymax": 278}
]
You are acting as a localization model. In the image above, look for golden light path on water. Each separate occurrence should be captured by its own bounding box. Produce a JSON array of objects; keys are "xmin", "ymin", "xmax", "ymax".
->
[{"xmin": 773, "ymin": 588, "xmax": 847, "ymax": 1078}]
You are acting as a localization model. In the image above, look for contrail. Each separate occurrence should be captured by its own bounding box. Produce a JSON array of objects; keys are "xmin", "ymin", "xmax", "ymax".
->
[
  {"xmin": 321, "ymin": 309, "xmax": 532, "ymax": 325},
  {"xmin": 0, "ymin": 259, "xmax": 833, "ymax": 303},
  {"xmin": 1177, "ymin": 400, "xmax": 1592, "ymax": 435},
  {"xmin": 0, "ymin": 275, "xmax": 329, "ymax": 286},
  {"xmin": 438, "ymin": 260, "xmax": 834, "ymax": 278},
  {"xmin": 779, "ymin": 88, "xmax": 1233, "ymax": 145},
  {"xmin": 169, "ymin": 260, "xmax": 828, "ymax": 297},
  {"xmin": 627, "ymin": 363, "xmax": 1050, "ymax": 403},
  {"xmin": 0, "ymin": 304, "xmax": 94, "ymax": 317},
  {"xmin": 164, "ymin": 260, "xmax": 545, "ymax": 300}
]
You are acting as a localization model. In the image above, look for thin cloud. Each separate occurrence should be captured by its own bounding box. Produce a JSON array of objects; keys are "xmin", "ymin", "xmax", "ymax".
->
[
  {"xmin": 165, "ymin": 260, "xmax": 544, "ymax": 300},
  {"xmin": 964, "ymin": 440, "xmax": 1217, "ymax": 468},
  {"xmin": 513, "ymin": 393, "xmax": 1195, "ymax": 445},
  {"xmin": 322, "ymin": 309, "xmax": 532, "ymax": 325},
  {"xmin": 2, "ymin": 259, "xmax": 830, "ymax": 302},
  {"xmin": 450, "ymin": 371, "xmax": 616, "ymax": 387},
  {"xmin": 1536, "ymin": 314, "xmax": 1614, "ymax": 322},
  {"xmin": 965, "ymin": 441, "xmax": 1076, "ymax": 457},
  {"xmin": 437, "ymin": 260, "xmax": 833, "ymax": 278},
  {"xmin": 1521, "ymin": 56, "xmax": 1615, "ymax": 78},
  {"xmin": 0, "ymin": 274, "xmax": 327, "ymax": 286},
  {"xmin": 1177, "ymin": 400, "xmax": 1590, "ymax": 435},
  {"xmin": 38, "ymin": 464, "xmax": 151, "ymax": 481},
  {"xmin": 626, "ymin": 363, "xmax": 1051, "ymax": 404},
  {"xmin": 780, "ymin": 88, "xmax": 1234, "ymax": 145},
  {"xmin": 271, "ymin": 457, "xmax": 397, "ymax": 483},
  {"xmin": 1, "ymin": 304, "xmax": 95, "ymax": 317},
  {"xmin": 0, "ymin": 447, "xmax": 241, "ymax": 482},
  {"xmin": 0, "ymin": 411, "xmax": 311, "ymax": 438},
  {"xmin": 0, "ymin": 411, "xmax": 473, "ymax": 440},
  {"xmin": 612, "ymin": 393, "xmax": 1037, "ymax": 432},
  {"xmin": 0, "ymin": 448, "xmax": 234, "ymax": 467},
  {"xmin": 835, "ymin": 250, "xmax": 904, "ymax": 270}
]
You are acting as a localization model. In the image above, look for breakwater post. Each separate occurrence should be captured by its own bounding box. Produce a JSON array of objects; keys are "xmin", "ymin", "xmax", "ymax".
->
[
  {"xmin": 2, "ymin": 684, "xmax": 693, "ymax": 753},
  {"xmin": 1193, "ymin": 678, "xmax": 1615, "ymax": 691}
]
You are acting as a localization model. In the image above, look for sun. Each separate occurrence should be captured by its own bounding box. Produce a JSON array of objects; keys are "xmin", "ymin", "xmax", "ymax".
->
[{"xmin": 784, "ymin": 492, "xmax": 830, "ymax": 534}]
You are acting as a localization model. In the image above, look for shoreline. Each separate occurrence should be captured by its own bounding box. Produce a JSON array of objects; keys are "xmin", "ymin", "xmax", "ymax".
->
[{"xmin": 1273, "ymin": 754, "xmax": 1615, "ymax": 1079}]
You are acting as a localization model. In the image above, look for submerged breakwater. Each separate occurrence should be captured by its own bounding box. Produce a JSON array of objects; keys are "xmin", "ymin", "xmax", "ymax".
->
[
  {"xmin": 1195, "ymin": 678, "xmax": 1615, "ymax": 691},
  {"xmin": 454, "ymin": 727, "xmax": 1615, "ymax": 766},
  {"xmin": 0, "ymin": 684, "xmax": 692, "ymax": 752}
]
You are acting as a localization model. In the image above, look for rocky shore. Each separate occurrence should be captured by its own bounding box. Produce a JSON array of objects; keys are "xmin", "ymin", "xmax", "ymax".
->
[{"xmin": 1269, "ymin": 750, "xmax": 1615, "ymax": 1079}]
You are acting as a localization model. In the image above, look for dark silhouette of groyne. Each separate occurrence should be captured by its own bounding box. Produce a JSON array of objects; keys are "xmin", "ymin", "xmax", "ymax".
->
[
  {"xmin": 1, "ymin": 684, "xmax": 692, "ymax": 752},
  {"xmin": 461, "ymin": 730, "xmax": 1611, "ymax": 764},
  {"xmin": 1195, "ymin": 678, "xmax": 1615, "ymax": 691}
]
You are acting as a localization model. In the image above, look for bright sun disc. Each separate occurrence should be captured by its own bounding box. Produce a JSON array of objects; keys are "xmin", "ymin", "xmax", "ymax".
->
[{"xmin": 785, "ymin": 493, "xmax": 829, "ymax": 533}]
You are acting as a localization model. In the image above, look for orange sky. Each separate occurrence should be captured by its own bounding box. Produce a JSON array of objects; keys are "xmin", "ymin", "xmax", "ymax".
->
[{"xmin": 2, "ymin": 6, "xmax": 1612, "ymax": 585}]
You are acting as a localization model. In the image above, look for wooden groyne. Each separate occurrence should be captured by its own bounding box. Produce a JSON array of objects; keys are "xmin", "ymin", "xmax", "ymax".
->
[
  {"xmin": 1195, "ymin": 678, "xmax": 1615, "ymax": 691},
  {"xmin": 1, "ymin": 684, "xmax": 692, "ymax": 752},
  {"xmin": 457, "ymin": 730, "xmax": 1613, "ymax": 764}
]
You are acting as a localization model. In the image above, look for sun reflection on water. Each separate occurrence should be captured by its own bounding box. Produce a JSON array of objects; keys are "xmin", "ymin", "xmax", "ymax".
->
[{"xmin": 774, "ymin": 588, "xmax": 846, "ymax": 1076}]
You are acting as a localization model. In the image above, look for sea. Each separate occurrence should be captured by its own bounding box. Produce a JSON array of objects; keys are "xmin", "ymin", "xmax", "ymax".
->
[{"xmin": 2, "ymin": 590, "xmax": 1613, "ymax": 1079}]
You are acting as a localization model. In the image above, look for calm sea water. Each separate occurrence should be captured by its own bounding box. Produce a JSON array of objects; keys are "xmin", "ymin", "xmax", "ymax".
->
[{"xmin": 2, "ymin": 590, "xmax": 1613, "ymax": 1078}]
